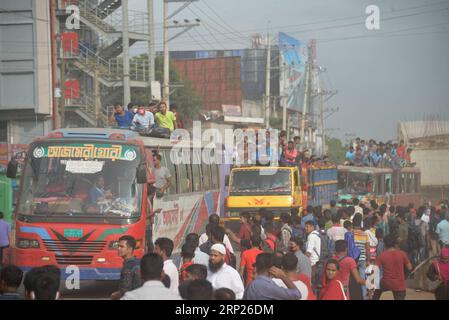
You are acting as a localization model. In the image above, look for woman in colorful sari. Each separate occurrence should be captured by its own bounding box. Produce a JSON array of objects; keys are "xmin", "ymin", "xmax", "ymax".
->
[{"xmin": 319, "ymin": 259, "xmax": 348, "ymax": 300}]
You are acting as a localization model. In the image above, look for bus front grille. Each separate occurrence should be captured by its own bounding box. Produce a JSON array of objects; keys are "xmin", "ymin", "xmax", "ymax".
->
[
  {"xmin": 43, "ymin": 240, "xmax": 106, "ymax": 253},
  {"xmin": 55, "ymin": 255, "xmax": 93, "ymax": 265}
]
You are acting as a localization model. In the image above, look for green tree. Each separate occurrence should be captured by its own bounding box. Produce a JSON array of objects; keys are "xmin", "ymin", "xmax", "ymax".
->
[
  {"xmin": 131, "ymin": 54, "xmax": 202, "ymax": 125},
  {"xmin": 325, "ymin": 136, "xmax": 346, "ymax": 164}
]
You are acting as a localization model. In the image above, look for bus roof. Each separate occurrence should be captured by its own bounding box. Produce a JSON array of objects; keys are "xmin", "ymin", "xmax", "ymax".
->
[
  {"xmin": 337, "ymin": 165, "xmax": 393, "ymax": 174},
  {"xmin": 44, "ymin": 128, "xmax": 211, "ymax": 149},
  {"xmin": 337, "ymin": 165, "xmax": 420, "ymax": 174},
  {"xmin": 231, "ymin": 166, "xmax": 295, "ymax": 172}
]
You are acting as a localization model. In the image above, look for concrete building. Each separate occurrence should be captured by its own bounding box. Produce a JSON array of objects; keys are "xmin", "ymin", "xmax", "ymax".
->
[
  {"xmin": 398, "ymin": 120, "xmax": 449, "ymax": 203},
  {"xmin": 0, "ymin": 0, "xmax": 54, "ymax": 145}
]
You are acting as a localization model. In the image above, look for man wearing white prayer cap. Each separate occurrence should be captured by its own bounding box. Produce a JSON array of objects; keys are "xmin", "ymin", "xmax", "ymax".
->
[{"xmin": 207, "ymin": 243, "xmax": 244, "ymax": 299}]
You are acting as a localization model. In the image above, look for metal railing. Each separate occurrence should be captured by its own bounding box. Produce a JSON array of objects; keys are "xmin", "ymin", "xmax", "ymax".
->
[
  {"xmin": 64, "ymin": 87, "xmax": 109, "ymax": 126},
  {"xmin": 63, "ymin": 41, "xmax": 150, "ymax": 82},
  {"xmin": 60, "ymin": 0, "xmax": 151, "ymax": 35}
]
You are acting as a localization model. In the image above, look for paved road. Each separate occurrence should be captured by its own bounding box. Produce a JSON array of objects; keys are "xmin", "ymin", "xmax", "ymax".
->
[
  {"xmin": 58, "ymin": 280, "xmax": 435, "ymax": 300},
  {"xmin": 60, "ymin": 280, "xmax": 119, "ymax": 300}
]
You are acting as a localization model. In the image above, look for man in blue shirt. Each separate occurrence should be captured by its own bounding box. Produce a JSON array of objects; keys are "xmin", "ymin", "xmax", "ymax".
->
[
  {"xmin": 110, "ymin": 102, "xmax": 134, "ymax": 128},
  {"xmin": 301, "ymin": 206, "xmax": 317, "ymax": 229},
  {"xmin": 436, "ymin": 208, "xmax": 449, "ymax": 247},
  {"xmin": 345, "ymin": 146, "xmax": 355, "ymax": 162},
  {"xmin": 89, "ymin": 176, "xmax": 112, "ymax": 205},
  {"xmin": 244, "ymin": 253, "xmax": 301, "ymax": 300}
]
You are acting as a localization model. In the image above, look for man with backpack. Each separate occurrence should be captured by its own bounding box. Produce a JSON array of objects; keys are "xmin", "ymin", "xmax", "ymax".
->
[
  {"xmin": 397, "ymin": 212, "xmax": 409, "ymax": 252},
  {"xmin": 280, "ymin": 213, "xmax": 293, "ymax": 253},
  {"xmin": 352, "ymin": 213, "xmax": 370, "ymax": 300},
  {"xmin": 333, "ymin": 240, "xmax": 366, "ymax": 300}
]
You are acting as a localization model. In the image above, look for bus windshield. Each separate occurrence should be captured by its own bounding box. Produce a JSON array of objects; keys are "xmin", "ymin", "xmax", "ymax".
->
[
  {"xmin": 18, "ymin": 142, "xmax": 143, "ymax": 219},
  {"xmin": 230, "ymin": 169, "xmax": 292, "ymax": 195},
  {"xmin": 338, "ymin": 171, "xmax": 373, "ymax": 195}
]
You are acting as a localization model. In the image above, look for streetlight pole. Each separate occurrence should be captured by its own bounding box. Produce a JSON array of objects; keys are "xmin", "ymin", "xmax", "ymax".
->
[{"xmin": 163, "ymin": 0, "xmax": 170, "ymax": 106}]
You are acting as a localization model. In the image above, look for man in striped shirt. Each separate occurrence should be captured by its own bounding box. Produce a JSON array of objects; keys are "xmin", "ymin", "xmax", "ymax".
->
[{"xmin": 352, "ymin": 213, "xmax": 370, "ymax": 300}]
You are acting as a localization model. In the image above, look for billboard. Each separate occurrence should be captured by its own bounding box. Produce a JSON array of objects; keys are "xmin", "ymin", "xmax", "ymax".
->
[{"xmin": 279, "ymin": 32, "xmax": 307, "ymax": 111}]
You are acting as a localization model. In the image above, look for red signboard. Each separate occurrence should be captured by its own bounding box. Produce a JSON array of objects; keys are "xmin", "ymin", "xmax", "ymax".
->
[
  {"xmin": 173, "ymin": 57, "xmax": 243, "ymax": 112},
  {"xmin": 61, "ymin": 31, "xmax": 78, "ymax": 53},
  {"xmin": 64, "ymin": 79, "xmax": 80, "ymax": 99},
  {"xmin": 0, "ymin": 143, "xmax": 8, "ymax": 168}
]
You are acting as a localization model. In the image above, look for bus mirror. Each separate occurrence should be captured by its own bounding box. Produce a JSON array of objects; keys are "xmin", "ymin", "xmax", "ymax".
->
[
  {"xmin": 7, "ymin": 160, "xmax": 18, "ymax": 179},
  {"xmin": 225, "ymin": 175, "xmax": 230, "ymax": 187},
  {"xmin": 136, "ymin": 162, "xmax": 148, "ymax": 184}
]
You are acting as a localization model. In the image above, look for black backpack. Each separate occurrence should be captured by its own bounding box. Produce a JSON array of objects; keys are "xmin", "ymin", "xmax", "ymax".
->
[{"xmin": 407, "ymin": 222, "xmax": 423, "ymax": 251}]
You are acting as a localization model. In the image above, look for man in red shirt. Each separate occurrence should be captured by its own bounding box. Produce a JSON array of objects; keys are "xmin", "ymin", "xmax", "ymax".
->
[
  {"xmin": 373, "ymin": 234, "xmax": 413, "ymax": 300},
  {"xmin": 332, "ymin": 240, "xmax": 366, "ymax": 300},
  {"xmin": 227, "ymin": 212, "xmax": 252, "ymax": 245},
  {"xmin": 240, "ymin": 235, "xmax": 263, "ymax": 287},
  {"xmin": 396, "ymin": 140, "xmax": 406, "ymax": 159}
]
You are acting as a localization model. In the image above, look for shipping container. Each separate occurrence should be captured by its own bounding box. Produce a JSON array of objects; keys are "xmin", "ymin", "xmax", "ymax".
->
[{"xmin": 173, "ymin": 56, "xmax": 243, "ymax": 112}]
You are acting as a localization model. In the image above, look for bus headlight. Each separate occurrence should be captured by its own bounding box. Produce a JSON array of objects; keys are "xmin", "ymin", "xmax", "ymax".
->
[
  {"xmin": 109, "ymin": 241, "xmax": 119, "ymax": 249},
  {"xmin": 17, "ymin": 239, "xmax": 39, "ymax": 249}
]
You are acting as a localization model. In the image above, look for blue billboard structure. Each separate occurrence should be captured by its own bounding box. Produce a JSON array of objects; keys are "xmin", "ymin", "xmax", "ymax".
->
[{"xmin": 278, "ymin": 32, "xmax": 307, "ymax": 112}]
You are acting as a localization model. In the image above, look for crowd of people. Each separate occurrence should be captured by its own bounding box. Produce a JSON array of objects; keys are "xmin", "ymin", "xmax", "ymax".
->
[
  {"xmin": 109, "ymin": 101, "xmax": 183, "ymax": 134},
  {"xmin": 345, "ymin": 138, "xmax": 414, "ymax": 169},
  {"xmin": 1, "ymin": 198, "xmax": 449, "ymax": 300}
]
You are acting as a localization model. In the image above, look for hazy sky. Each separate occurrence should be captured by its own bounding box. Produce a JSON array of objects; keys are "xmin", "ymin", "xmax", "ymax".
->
[{"xmin": 129, "ymin": 0, "xmax": 449, "ymax": 142}]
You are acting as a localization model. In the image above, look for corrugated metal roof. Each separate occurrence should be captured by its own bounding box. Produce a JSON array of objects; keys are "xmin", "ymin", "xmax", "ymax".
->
[{"xmin": 398, "ymin": 121, "xmax": 449, "ymax": 141}]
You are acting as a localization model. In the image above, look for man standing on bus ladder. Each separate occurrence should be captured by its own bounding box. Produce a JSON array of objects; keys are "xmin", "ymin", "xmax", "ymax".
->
[{"xmin": 153, "ymin": 153, "xmax": 171, "ymax": 198}]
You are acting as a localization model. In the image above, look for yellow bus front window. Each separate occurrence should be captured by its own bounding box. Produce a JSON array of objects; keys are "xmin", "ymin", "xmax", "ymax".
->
[{"xmin": 230, "ymin": 169, "xmax": 291, "ymax": 195}]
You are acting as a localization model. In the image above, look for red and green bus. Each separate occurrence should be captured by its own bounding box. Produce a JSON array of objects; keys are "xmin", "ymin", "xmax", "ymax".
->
[{"xmin": 7, "ymin": 128, "xmax": 225, "ymax": 280}]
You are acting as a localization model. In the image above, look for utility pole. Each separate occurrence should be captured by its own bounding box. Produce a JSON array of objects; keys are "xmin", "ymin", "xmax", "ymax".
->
[
  {"xmin": 163, "ymin": 0, "xmax": 169, "ymax": 106},
  {"xmin": 300, "ymin": 44, "xmax": 312, "ymax": 152},
  {"xmin": 264, "ymin": 33, "xmax": 271, "ymax": 129},
  {"xmin": 163, "ymin": 0, "xmax": 200, "ymax": 109},
  {"xmin": 148, "ymin": 0, "xmax": 155, "ymax": 85},
  {"xmin": 94, "ymin": 69, "xmax": 100, "ymax": 127},
  {"xmin": 122, "ymin": 0, "xmax": 131, "ymax": 106}
]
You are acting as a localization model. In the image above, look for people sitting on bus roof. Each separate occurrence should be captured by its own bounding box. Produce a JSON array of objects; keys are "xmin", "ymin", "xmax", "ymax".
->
[
  {"xmin": 155, "ymin": 101, "xmax": 177, "ymax": 133},
  {"xmin": 283, "ymin": 141, "xmax": 298, "ymax": 167},
  {"xmin": 344, "ymin": 138, "xmax": 414, "ymax": 169},
  {"xmin": 131, "ymin": 104, "xmax": 155, "ymax": 131},
  {"xmin": 110, "ymin": 102, "xmax": 134, "ymax": 128}
]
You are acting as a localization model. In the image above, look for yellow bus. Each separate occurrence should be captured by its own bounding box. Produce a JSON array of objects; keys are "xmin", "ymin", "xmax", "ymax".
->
[{"xmin": 224, "ymin": 166, "xmax": 303, "ymax": 222}]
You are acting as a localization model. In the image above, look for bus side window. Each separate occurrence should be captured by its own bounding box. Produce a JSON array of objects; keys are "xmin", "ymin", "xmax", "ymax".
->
[
  {"xmin": 191, "ymin": 164, "xmax": 202, "ymax": 192},
  {"xmin": 385, "ymin": 173, "xmax": 392, "ymax": 194},
  {"xmin": 144, "ymin": 147, "xmax": 154, "ymax": 180},
  {"xmin": 161, "ymin": 149, "xmax": 177, "ymax": 195},
  {"xmin": 202, "ymin": 163, "xmax": 212, "ymax": 190},
  {"xmin": 211, "ymin": 163, "xmax": 219, "ymax": 190},
  {"xmin": 177, "ymin": 164, "xmax": 191, "ymax": 194},
  {"xmin": 192, "ymin": 149, "xmax": 202, "ymax": 192},
  {"xmin": 294, "ymin": 171, "xmax": 299, "ymax": 188}
]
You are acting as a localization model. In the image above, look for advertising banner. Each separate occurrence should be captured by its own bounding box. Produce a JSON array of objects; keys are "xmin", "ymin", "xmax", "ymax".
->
[{"xmin": 279, "ymin": 32, "xmax": 307, "ymax": 111}]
